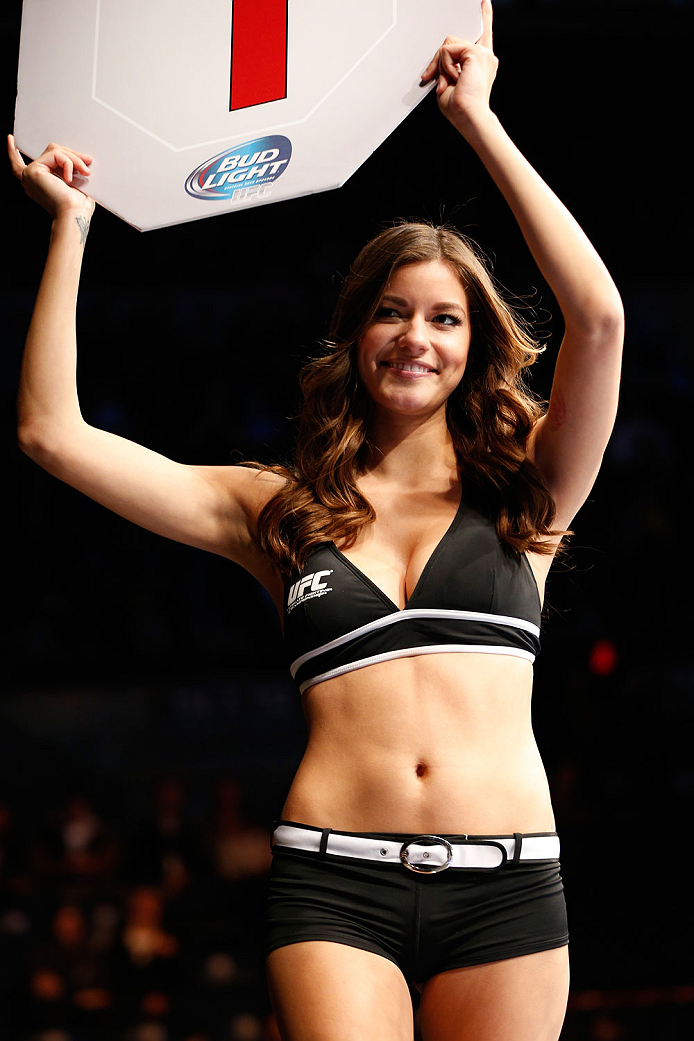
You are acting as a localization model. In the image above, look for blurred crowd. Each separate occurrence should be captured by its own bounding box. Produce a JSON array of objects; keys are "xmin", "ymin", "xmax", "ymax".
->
[{"xmin": 0, "ymin": 778, "xmax": 277, "ymax": 1041}]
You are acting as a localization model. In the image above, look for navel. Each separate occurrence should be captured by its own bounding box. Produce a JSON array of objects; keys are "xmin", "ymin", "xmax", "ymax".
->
[{"xmin": 415, "ymin": 762, "xmax": 428, "ymax": 779}]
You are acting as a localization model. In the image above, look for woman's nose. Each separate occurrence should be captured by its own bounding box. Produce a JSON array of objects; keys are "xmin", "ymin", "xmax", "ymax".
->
[{"xmin": 397, "ymin": 316, "xmax": 428, "ymax": 350}]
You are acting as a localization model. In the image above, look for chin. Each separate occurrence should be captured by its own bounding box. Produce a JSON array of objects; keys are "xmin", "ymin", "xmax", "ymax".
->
[{"xmin": 377, "ymin": 393, "xmax": 447, "ymax": 419}]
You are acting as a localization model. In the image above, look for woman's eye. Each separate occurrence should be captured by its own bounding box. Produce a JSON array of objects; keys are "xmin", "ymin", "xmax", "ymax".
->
[{"xmin": 372, "ymin": 307, "xmax": 462, "ymax": 325}]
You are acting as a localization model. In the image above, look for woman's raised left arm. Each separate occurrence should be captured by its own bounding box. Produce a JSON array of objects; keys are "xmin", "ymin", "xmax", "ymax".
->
[{"xmin": 422, "ymin": 0, "xmax": 624, "ymax": 529}]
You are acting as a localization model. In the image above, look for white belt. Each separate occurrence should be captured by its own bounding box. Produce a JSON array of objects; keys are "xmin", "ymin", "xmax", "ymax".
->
[{"xmin": 272, "ymin": 823, "xmax": 560, "ymax": 873}]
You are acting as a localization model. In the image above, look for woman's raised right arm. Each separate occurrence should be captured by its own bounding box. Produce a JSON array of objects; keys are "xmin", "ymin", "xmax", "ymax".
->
[{"xmin": 10, "ymin": 137, "xmax": 281, "ymax": 584}]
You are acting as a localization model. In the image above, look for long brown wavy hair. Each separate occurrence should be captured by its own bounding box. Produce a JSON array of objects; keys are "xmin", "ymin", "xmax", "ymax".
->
[{"xmin": 253, "ymin": 221, "xmax": 566, "ymax": 575}]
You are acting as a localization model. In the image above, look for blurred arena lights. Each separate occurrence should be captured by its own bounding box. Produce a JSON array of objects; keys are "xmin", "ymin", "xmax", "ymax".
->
[{"xmin": 589, "ymin": 638, "xmax": 619, "ymax": 677}]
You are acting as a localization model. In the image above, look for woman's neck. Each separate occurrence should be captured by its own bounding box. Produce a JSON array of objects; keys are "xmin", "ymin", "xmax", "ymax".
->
[{"xmin": 362, "ymin": 410, "xmax": 459, "ymax": 487}]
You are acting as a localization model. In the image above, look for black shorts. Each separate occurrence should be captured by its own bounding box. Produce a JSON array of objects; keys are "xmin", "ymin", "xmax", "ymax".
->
[{"xmin": 263, "ymin": 823, "xmax": 569, "ymax": 984}]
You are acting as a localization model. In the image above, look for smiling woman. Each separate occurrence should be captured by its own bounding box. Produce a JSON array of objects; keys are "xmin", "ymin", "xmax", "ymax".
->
[
  {"xmin": 255, "ymin": 221, "xmax": 559, "ymax": 579},
  {"xmin": 357, "ymin": 261, "xmax": 471, "ymax": 417},
  {"xmin": 11, "ymin": 2, "xmax": 623, "ymax": 1038}
]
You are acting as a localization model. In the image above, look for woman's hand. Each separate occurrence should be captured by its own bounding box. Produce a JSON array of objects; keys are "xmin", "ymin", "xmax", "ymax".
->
[
  {"xmin": 7, "ymin": 136, "xmax": 94, "ymax": 220},
  {"xmin": 420, "ymin": 0, "xmax": 498, "ymax": 131}
]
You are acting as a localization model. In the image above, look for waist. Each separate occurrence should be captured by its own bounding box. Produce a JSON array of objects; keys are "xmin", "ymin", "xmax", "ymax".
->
[
  {"xmin": 286, "ymin": 654, "xmax": 553, "ymax": 833},
  {"xmin": 271, "ymin": 820, "xmax": 560, "ymax": 872}
]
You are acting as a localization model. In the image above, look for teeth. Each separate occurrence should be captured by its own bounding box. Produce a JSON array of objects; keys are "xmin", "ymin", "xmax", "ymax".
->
[{"xmin": 388, "ymin": 362, "xmax": 431, "ymax": 373}]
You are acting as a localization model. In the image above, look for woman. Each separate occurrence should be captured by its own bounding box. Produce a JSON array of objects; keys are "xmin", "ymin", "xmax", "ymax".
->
[{"xmin": 10, "ymin": 2, "xmax": 623, "ymax": 1038}]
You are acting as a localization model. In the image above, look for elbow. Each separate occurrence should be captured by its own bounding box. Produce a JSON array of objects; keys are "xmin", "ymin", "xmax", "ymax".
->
[
  {"xmin": 586, "ymin": 283, "xmax": 624, "ymax": 330},
  {"xmin": 597, "ymin": 295, "xmax": 625, "ymax": 336},
  {"xmin": 18, "ymin": 396, "xmax": 87, "ymax": 453},
  {"xmin": 18, "ymin": 422, "xmax": 44, "ymax": 460},
  {"xmin": 17, "ymin": 421, "xmax": 65, "ymax": 466},
  {"xmin": 567, "ymin": 293, "xmax": 625, "ymax": 344},
  {"xmin": 18, "ymin": 417, "xmax": 88, "ymax": 473}
]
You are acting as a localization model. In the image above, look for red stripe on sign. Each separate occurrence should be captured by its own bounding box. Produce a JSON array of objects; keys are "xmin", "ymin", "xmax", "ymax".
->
[{"xmin": 230, "ymin": 0, "xmax": 288, "ymax": 111}]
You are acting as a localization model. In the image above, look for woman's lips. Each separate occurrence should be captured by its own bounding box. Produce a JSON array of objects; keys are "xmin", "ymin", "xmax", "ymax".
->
[{"xmin": 381, "ymin": 361, "xmax": 436, "ymax": 379}]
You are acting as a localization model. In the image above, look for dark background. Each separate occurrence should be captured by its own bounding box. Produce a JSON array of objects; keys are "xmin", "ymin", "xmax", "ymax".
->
[{"xmin": 2, "ymin": 2, "xmax": 693, "ymax": 1039}]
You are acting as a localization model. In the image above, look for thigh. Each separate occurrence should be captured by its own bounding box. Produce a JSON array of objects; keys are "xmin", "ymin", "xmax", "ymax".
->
[
  {"xmin": 419, "ymin": 945, "xmax": 570, "ymax": 1041},
  {"xmin": 266, "ymin": 940, "xmax": 414, "ymax": 1041}
]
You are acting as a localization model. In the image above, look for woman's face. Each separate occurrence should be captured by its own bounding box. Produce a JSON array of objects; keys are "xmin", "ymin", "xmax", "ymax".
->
[{"xmin": 357, "ymin": 260, "xmax": 471, "ymax": 422}]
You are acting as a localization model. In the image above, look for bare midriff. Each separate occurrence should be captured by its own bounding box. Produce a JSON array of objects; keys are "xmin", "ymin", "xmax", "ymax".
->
[{"xmin": 279, "ymin": 650, "xmax": 555, "ymax": 835}]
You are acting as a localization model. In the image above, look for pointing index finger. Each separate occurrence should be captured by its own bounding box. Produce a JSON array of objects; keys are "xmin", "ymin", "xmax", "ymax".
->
[{"xmin": 479, "ymin": 0, "xmax": 494, "ymax": 49}]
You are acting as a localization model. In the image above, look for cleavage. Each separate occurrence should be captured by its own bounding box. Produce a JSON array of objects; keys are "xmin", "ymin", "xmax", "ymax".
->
[
  {"xmin": 336, "ymin": 499, "xmax": 461, "ymax": 609},
  {"xmin": 346, "ymin": 546, "xmax": 427, "ymax": 608}
]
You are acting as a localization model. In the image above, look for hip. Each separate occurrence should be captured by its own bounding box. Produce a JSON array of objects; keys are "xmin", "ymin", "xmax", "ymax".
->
[{"xmin": 264, "ymin": 820, "xmax": 569, "ymax": 982}]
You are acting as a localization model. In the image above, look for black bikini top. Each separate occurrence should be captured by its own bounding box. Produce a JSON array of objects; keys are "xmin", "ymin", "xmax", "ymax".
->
[{"xmin": 283, "ymin": 496, "xmax": 542, "ymax": 695}]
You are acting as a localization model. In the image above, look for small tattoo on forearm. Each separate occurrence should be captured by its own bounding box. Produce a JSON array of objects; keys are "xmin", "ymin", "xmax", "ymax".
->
[{"xmin": 75, "ymin": 215, "xmax": 90, "ymax": 245}]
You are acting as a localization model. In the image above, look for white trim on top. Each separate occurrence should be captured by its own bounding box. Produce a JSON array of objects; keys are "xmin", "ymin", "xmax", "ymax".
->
[
  {"xmin": 290, "ymin": 607, "xmax": 540, "ymax": 677},
  {"xmin": 298, "ymin": 643, "xmax": 536, "ymax": 694}
]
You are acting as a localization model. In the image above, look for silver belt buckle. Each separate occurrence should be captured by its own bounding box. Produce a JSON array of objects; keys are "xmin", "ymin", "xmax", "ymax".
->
[{"xmin": 400, "ymin": 834, "xmax": 453, "ymax": 874}]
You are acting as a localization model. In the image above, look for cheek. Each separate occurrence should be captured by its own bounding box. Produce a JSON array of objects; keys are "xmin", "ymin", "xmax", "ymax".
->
[
  {"xmin": 460, "ymin": 339, "xmax": 476, "ymax": 377},
  {"xmin": 444, "ymin": 343, "xmax": 470, "ymax": 375},
  {"xmin": 356, "ymin": 337, "xmax": 378, "ymax": 379},
  {"xmin": 454, "ymin": 336, "xmax": 472, "ymax": 371}
]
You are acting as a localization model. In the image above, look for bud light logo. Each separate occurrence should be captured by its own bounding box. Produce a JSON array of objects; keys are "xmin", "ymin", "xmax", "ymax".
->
[{"xmin": 185, "ymin": 135, "xmax": 292, "ymax": 201}]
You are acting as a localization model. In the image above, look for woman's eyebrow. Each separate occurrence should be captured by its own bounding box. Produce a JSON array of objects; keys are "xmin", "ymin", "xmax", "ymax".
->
[{"xmin": 381, "ymin": 293, "xmax": 466, "ymax": 311}]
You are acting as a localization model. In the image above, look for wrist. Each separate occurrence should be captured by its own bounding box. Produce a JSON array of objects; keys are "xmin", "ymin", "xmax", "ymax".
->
[
  {"xmin": 50, "ymin": 203, "xmax": 93, "ymax": 243},
  {"xmin": 450, "ymin": 104, "xmax": 501, "ymax": 145}
]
